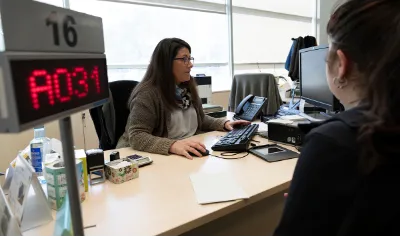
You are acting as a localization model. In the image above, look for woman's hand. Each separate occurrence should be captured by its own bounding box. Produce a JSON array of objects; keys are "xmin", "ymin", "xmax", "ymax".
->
[
  {"xmin": 169, "ymin": 139, "xmax": 207, "ymax": 160},
  {"xmin": 224, "ymin": 120, "xmax": 251, "ymax": 131}
]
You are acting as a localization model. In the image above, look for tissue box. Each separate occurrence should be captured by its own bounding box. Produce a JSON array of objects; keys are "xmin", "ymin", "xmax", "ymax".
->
[
  {"xmin": 105, "ymin": 159, "xmax": 139, "ymax": 184},
  {"xmin": 46, "ymin": 159, "xmax": 85, "ymax": 210}
]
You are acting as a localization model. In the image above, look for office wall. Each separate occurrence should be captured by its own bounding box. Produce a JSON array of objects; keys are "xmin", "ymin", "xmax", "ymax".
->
[
  {"xmin": 0, "ymin": 91, "xmax": 231, "ymax": 173},
  {"xmin": 0, "ymin": 112, "xmax": 96, "ymax": 173},
  {"xmin": 212, "ymin": 91, "xmax": 230, "ymax": 110}
]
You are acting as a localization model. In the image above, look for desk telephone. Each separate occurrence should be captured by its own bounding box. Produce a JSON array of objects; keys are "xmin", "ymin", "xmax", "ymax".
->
[{"xmin": 234, "ymin": 95, "xmax": 267, "ymax": 121}]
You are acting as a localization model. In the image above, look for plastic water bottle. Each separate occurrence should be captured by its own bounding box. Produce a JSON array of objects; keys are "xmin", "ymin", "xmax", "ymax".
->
[{"xmin": 30, "ymin": 126, "xmax": 51, "ymax": 176}]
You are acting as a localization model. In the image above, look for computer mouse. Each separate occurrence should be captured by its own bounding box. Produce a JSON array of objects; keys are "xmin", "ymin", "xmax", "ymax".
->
[{"xmin": 189, "ymin": 149, "xmax": 210, "ymax": 157}]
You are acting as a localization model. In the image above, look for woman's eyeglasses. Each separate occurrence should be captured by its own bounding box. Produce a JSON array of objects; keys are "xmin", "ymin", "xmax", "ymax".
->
[{"xmin": 174, "ymin": 57, "xmax": 194, "ymax": 65}]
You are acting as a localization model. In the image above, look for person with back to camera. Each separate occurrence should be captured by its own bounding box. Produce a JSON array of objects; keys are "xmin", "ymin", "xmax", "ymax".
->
[
  {"xmin": 274, "ymin": 0, "xmax": 400, "ymax": 235},
  {"xmin": 116, "ymin": 38, "xmax": 249, "ymax": 159}
]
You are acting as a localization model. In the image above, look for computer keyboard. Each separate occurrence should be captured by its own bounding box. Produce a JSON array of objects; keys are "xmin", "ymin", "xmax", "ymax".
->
[{"xmin": 211, "ymin": 124, "xmax": 259, "ymax": 152}]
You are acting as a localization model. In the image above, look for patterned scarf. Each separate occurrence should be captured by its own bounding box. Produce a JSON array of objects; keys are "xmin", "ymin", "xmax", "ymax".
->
[{"xmin": 175, "ymin": 85, "xmax": 191, "ymax": 109}]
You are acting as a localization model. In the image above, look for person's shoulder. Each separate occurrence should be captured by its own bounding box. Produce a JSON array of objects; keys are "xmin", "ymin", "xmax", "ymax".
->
[
  {"xmin": 132, "ymin": 84, "xmax": 159, "ymax": 101},
  {"xmin": 128, "ymin": 84, "xmax": 162, "ymax": 111},
  {"xmin": 310, "ymin": 120, "xmax": 352, "ymax": 137},
  {"xmin": 307, "ymin": 110, "xmax": 362, "ymax": 148}
]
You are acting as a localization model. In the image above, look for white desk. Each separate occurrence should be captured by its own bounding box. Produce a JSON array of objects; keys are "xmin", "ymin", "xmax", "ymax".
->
[{"xmin": 25, "ymin": 119, "xmax": 298, "ymax": 236}]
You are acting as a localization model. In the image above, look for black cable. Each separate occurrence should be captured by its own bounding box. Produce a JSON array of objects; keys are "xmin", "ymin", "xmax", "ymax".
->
[
  {"xmin": 211, "ymin": 131, "xmax": 270, "ymax": 159},
  {"xmin": 210, "ymin": 152, "xmax": 250, "ymax": 160},
  {"xmin": 209, "ymin": 141, "xmax": 270, "ymax": 159}
]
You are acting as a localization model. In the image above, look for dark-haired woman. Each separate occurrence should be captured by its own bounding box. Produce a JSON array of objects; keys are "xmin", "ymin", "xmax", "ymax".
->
[
  {"xmin": 275, "ymin": 0, "xmax": 400, "ymax": 235},
  {"xmin": 117, "ymin": 38, "xmax": 248, "ymax": 159}
]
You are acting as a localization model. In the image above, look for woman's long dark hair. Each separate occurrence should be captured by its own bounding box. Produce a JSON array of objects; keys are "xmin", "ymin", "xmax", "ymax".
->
[
  {"xmin": 327, "ymin": 0, "xmax": 400, "ymax": 173},
  {"xmin": 129, "ymin": 38, "xmax": 199, "ymax": 110}
]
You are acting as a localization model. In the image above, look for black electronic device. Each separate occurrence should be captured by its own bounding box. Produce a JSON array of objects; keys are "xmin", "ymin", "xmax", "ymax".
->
[
  {"xmin": 249, "ymin": 144, "xmax": 299, "ymax": 162},
  {"xmin": 194, "ymin": 75, "xmax": 211, "ymax": 85},
  {"xmin": 206, "ymin": 111, "xmax": 227, "ymax": 118},
  {"xmin": 234, "ymin": 95, "xmax": 267, "ymax": 121},
  {"xmin": 85, "ymin": 149, "xmax": 105, "ymax": 172},
  {"xmin": 189, "ymin": 149, "xmax": 210, "ymax": 157},
  {"xmin": 299, "ymin": 45, "xmax": 343, "ymax": 112},
  {"xmin": 211, "ymin": 124, "xmax": 259, "ymax": 152},
  {"xmin": 268, "ymin": 122, "xmax": 305, "ymax": 146},
  {"xmin": 85, "ymin": 149, "xmax": 106, "ymax": 185},
  {"xmin": 10, "ymin": 58, "xmax": 109, "ymax": 126},
  {"xmin": 109, "ymin": 151, "xmax": 120, "ymax": 161},
  {"xmin": 126, "ymin": 154, "xmax": 153, "ymax": 167}
]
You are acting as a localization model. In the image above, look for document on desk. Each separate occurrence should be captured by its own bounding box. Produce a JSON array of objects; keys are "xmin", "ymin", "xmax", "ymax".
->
[
  {"xmin": 267, "ymin": 119, "xmax": 294, "ymax": 124},
  {"xmin": 190, "ymin": 172, "xmax": 249, "ymax": 204}
]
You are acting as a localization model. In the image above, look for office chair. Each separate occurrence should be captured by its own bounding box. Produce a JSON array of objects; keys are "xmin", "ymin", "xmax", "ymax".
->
[
  {"xmin": 89, "ymin": 80, "xmax": 139, "ymax": 150},
  {"xmin": 228, "ymin": 73, "xmax": 283, "ymax": 116}
]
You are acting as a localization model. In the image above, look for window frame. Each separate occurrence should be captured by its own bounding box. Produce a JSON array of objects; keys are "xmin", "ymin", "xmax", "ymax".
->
[{"xmin": 61, "ymin": 0, "xmax": 317, "ymax": 91}]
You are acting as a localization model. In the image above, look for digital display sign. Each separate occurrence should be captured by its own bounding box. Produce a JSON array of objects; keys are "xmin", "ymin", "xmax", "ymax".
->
[{"xmin": 10, "ymin": 58, "xmax": 109, "ymax": 125}]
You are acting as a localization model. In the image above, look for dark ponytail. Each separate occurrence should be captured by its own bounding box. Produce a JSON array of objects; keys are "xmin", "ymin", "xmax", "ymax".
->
[{"xmin": 327, "ymin": 0, "xmax": 400, "ymax": 173}]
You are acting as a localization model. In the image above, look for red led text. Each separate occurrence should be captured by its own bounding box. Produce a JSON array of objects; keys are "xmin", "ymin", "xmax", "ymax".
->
[{"xmin": 28, "ymin": 66, "xmax": 101, "ymax": 109}]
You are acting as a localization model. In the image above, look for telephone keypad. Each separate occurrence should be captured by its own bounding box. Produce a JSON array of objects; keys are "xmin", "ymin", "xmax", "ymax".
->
[{"xmin": 244, "ymin": 104, "xmax": 260, "ymax": 117}]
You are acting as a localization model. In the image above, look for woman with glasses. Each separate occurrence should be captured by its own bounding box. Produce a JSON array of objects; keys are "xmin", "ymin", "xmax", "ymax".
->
[
  {"xmin": 117, "ymin": 38, "xmax": 248, "ymax": 159},
  {"xmin": 275, "ymin": 0, "xmax": 400, "ymax": 235}
]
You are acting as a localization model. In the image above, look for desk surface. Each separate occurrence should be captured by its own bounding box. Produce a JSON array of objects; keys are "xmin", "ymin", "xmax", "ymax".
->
[{"xmin": 25, "ymin": 120, "xmax": 298, "ymax": 236}]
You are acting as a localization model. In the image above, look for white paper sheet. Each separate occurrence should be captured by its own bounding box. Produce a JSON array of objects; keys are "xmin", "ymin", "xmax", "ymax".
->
[
  {"xmin": 190, "ymin": 172, "xmax": 249, "ymax": 205},
  {"xmin": 267, "ymin": 119, "xmax": 294, "ymax": 124}
]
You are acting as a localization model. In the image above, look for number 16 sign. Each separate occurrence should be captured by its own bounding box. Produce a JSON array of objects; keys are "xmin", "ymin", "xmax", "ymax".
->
[{"xmin": 0, "ymin": 0, "xmax": 104, "ymax": 53}]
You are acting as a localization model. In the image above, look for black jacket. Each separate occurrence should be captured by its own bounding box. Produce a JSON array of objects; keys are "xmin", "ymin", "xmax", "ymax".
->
[
  {"xmin": 274, "ymin": 106, "xmax": 400, "ymax": 235},
  {"xmin": 288, "ymin": 36, "xmax": 317, "ymax": 81}
]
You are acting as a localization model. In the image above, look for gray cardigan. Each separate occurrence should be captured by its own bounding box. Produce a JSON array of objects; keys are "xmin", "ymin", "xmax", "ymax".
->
[{"xmin": 116, "ymin": 85, "xmax": 227, "ymax": 155}]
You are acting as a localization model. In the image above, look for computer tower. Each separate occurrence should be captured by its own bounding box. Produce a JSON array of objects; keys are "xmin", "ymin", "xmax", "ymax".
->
[
  {"xmin": 268, "ymin": 122, "xmax": 305, "ymax": 146},
  {"xmin": 194, "ymin": 76, "xmax": 212, "ymax": 104}
]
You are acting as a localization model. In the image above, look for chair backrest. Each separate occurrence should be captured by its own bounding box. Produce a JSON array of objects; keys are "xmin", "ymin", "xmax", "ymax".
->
[
  {"xmin": 228, "ymin": 73, "xmax": 283, "ymax": 116},
  {"xmin": 110, "ymin": 80, "xmax": 139, "ymax": 147},
  {"xmin": 89, "ymin": 80, "xmax": 139, "ymax": 150},
  {"xmin": 89, "ymin": 107, "xmax": 106, "ymax": 149}
]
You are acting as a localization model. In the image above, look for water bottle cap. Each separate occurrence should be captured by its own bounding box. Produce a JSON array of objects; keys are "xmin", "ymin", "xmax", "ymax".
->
[{"xmin": 33, "ymin": 126, "xmax": 45, "ymax": 138}]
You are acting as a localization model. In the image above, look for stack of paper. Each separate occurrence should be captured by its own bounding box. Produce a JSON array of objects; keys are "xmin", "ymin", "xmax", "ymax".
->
[{"xmin": 190, "ymin": 172, "xmax": 249, "ymax": 204}]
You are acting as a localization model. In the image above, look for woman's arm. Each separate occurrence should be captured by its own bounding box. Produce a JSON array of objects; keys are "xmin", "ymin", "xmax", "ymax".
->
[
  {"xmin": 274, "ymin": 132, "xmax": 355, "ymax": 235},
  {"xmin": 196, "ymin": 100, "xmax": 228, "ymax": 131},
  {"xmin": 127, "ymin": 91, "xmax": 176, "ymax": 155}
]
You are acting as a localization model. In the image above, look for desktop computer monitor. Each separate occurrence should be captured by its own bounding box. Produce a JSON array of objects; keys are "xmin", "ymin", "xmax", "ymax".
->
[{"xmin": 299, "ymin": 45, "xmax": 343, "ymax": 112}]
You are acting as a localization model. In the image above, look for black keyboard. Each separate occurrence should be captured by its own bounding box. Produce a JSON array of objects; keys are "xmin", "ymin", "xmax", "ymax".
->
[{"xmin": 211, "ymin": 124, "xmax": 259, "ymax": 152}]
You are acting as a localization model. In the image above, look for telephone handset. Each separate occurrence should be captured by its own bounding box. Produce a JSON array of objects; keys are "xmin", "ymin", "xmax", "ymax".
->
[{"xmin": 234, "ymin": 94, "xmax": 268, "ymax": 121}]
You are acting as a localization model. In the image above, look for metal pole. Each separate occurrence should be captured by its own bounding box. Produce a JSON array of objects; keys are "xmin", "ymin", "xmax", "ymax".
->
[
  {"xmin": 59, "ymin": 116, "xmax": 84, "ymax": 236},
  {"xmin": 226, "ymin": 0, "xmax": 234, "ymax": 80}
]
